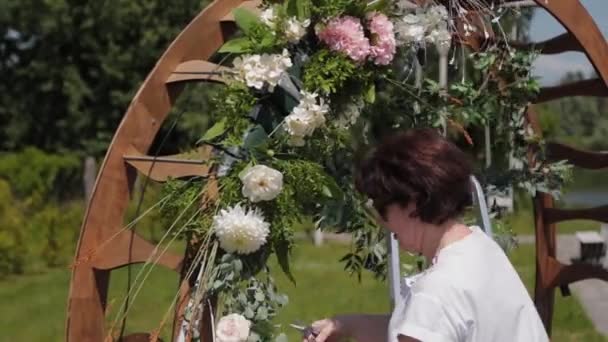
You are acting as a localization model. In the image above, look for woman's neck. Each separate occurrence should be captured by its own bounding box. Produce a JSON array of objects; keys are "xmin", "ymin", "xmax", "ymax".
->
[{"xmin": 421, "ymin": 220, "xmax": 471, "ymax": 262}]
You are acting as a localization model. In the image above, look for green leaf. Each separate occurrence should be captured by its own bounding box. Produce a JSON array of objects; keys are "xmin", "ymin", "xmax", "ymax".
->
[
  {"xmin": 286, "ymin": 0, "xmax": 298, "ymax": 17},
  {"xmin": 298, "ymin": 0, "xmax": 312, "ymax": 19},
  {"xmin": 199, "ymin": 117, "xmax": 227, "ymax": 142},
  {"xmin": 275, "ymin": 242, "xmax": 296, "ymax": 284},
  {"xmin": 243, "ymin": 125, "xmax": 269, "ymax": 150},
  {"xmin": 287, "ymin": 0, "xmax": 311, "ymax": 19},
  {"xmin": 365, "ymin": 83, "xmax": 376, "ymax": 103},
  {"xmin": 218, "ymin": 37, "xmax": 252, "ymax": 53},
  {"xmin": 233, "ymin": 8, "xmax": 262, "ymax": 35}
]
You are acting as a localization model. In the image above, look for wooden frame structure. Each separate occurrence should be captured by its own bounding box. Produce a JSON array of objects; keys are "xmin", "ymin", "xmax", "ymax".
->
[{"xmin": 64, "ymin": 0, "xmax": 608, "ymax": 340}]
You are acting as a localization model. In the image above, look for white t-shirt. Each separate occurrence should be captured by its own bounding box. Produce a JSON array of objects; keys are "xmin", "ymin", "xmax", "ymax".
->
[{"xmin": 388, "ymin": 226, "xmax": 549, "ymax": 342}]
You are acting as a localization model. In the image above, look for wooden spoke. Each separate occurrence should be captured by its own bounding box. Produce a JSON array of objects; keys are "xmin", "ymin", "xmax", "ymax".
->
[
  {"xmin": 91, "ymin": 230, "xmax": 183, "ymax": 272},
  {"xmin": 509, "ymin": 32, "xmax": 584, "ymax": 54},
  {"xmin": 124, "ymin": 145, "xmax": 212, "ymax": 182},
  {"xmin": 544, "ymin": 205, "xmax": 608, "ymax": 225},
  {"xmin": 220, "ymin": 0, "xmax": 261, "ymax": 22},
  {"xmin": 166, "ymin": 60, "xmax": 228, "ymax": 85},
  {"xmin": 550, "ymin": 262, "xmax": 608, "ymax": 288},
  {"xmin": 535, "ymin": 78, "xmax": 607, "ymax": 103},
  {"xmin": 546, "ymin": 142, "xmax": 608, "ymax": 169}
]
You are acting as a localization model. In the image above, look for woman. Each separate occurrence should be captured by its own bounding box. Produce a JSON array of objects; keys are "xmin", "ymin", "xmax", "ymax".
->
[{"xmin": 304, "ymin": 129, "xmax": 548, "ymax": 342}]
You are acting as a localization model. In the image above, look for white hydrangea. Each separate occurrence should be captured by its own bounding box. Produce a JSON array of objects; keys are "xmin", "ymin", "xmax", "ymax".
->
[
  {"xmin": 212, "ymin": 204, "xmax": 270, "ymax": 254},
  {"xmin": 395, "ymin": 5, "xmax": 451, "ymax": 51},
  {"xmin": 216, "ymin": 313, "xmax": 251, "ymax": 342},
  {"xmin": 232, "ymin": 49, "xmax": 293, "ymax": 91},
  {"xmin": 395, "ymin": 14, "xmax": 426, "ymax": 44},
  {"xmin": 239, "ymin": 164, "xmax": 283, "ymax": 202},
  {"xmin": 260, "ymin": 7, "xmax": 277, "ymax": 29},
  {"xmin": 284, "ymin": 91, "xmax": 328, "ymax": 146},
  {"xmin": 425, "ymin": 5, "xmax": 449, "ymax": 29},
  {"xmin": 285, "ymin": 17, "xmax": 310, "ymax": 43},
  {"xmin": 426, "ymin": 28, "xmax": 451, "ymax": 53}
]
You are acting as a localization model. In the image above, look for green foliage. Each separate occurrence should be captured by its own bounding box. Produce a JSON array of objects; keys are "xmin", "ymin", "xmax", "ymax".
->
[
  {"xmin": 302, "ymin": 50, "xmax": 361, "ymax": 95},
  {"xmin": 310, "ymin": 0, "xmax": 365, "ymax": 18},
  {"xmin": 0, "ymin": 181, "xmax": 27, "ymax": 277},
  {"xmin": 0, "ymin": 147, "xmax": 80, "ymax": 200},
  {"xmin": 0, "ymin": 0, "xmax": 211, "ymax": 155},
  {"xmin": 210, "ymin": 83, "xmax": 258, "ymax": 146},
  {"xmin": 0, "ymin": 179, "xmax": 82, "ymax": 277}
]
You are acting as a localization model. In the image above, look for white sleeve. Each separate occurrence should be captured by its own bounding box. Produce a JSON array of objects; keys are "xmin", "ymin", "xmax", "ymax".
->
[{"xmin": 392, "ymin": 292, "xmax": 462, "ymax": 342}]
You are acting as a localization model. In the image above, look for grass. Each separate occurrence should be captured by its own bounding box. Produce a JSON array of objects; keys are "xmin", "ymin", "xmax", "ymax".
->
[{"xmin": 1, "ymin": 242, "xmax": 606, "ymax": 341}]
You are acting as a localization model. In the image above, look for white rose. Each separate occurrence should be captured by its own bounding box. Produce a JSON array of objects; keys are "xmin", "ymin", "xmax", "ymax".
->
[
  {"xmin": 240, "ymin": 164, "xmax": 283, "ymax": 202},
  {"xmin": 216, "ymin": 313, "xmax": 251, "ymax": 342}
]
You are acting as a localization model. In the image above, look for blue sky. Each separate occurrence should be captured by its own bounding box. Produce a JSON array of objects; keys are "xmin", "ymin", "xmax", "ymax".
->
[{"xmin": 528, "ymin": 0, "xmax": 607, "ymax": 85}]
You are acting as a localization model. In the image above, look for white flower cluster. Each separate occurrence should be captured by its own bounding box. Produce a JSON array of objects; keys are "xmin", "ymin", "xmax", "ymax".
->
[
  {"xmin": 284, "ymin": 91, "xmax": 329, "ymax": 146},
  {"xmin": 260, "ymin": 6, "xmax": 310, "ymax": 43},
  {"xmin": 335, "ymin": 98, "xmax": 364, "ymax": 129},
  {"xmin": 285, "ymin": 17, "xmax": 311, "ymax": 43},
  {"xmin": 216, "ymin": 313, "xmax": 251, "ymax": 342},
  {"xmin": 232, "ymin": 49, "xmax": 292, "ymax": 91},
  {"xmin": 239, "ymin": 164, "xmax": 283, "ymax": 202},
  {"xmin": 212, "ymin": 204, "xmax": 270, "ymax": 254},
  {"xmin": 394, "ymin": 5, "xmax": 451, "ymax": 52}
]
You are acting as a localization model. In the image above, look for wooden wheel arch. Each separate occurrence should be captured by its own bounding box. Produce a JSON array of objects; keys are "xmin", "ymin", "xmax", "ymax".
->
[
  {"xmin": 66, "ymin": 0, "xmax": 608, "ymax": 340},
  {"xmin": 65, "ymin": 0, "xmax": 258, "ymax": 341}
]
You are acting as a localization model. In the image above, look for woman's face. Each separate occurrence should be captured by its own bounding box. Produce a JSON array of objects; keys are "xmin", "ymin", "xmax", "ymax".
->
[{"xmin": 379, "ymin": 202, "xmax": 425, "ymax": 254}]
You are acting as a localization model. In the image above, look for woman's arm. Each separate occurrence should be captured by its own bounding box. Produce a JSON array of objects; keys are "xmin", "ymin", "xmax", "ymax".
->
[{"xmin": 307, "ymin": 314, "xmax": 390, "ymax": 342}]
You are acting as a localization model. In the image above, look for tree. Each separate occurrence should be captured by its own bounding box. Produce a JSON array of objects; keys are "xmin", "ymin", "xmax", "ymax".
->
[{"xmin": 0, "ymin": 0, "xmax": 211, "ymax": 156}]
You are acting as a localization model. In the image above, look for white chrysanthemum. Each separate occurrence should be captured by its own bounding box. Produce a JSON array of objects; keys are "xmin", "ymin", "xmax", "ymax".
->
[
  {"xmin": 216, "ymin": 313, "xmax": 251, "ymax": 342},
  {"xmin": 285, "ymin": 17, "xmax": 310, "ymax": 43},
  {"xmin": 260, "ymin": 7, "xmax": 277, "ymax": 29},
  {"xmin": 232, "ymin": 49, "xmax": 292, "ymax": 91},
  {"xmin": 213, "ymin": 204, "xmax": 270, "ymax": 254},
  {"xmin": 284, "ymin": 91, "xmax": 328, "ymax": 146},
  {"xmin": 239, "ymin": 164, "xmax": 283, "ymax": 202}
]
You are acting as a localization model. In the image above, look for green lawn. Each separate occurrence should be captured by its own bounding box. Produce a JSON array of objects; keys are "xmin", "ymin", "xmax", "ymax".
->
[{"xmin": 0, "ymin": 242, "xmax": 606, "ymax": 342}]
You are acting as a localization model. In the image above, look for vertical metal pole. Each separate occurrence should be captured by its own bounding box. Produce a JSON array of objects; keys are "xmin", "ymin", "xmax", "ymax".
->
[
  {"xmin": 470, "ymin": 175, "xmax": 493, "ymax": 237},
  {"xmin": 387, "ymin": 231, "xmax": 401, "ymax": 308},
  {"xmin": 438, "ymin": 43, "xmax": 449, "ymax": 136}
]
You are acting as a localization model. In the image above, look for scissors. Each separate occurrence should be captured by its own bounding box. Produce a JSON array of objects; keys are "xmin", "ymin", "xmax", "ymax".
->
[{"xmin": 290, "ymin": 321, "xmax": 320, "ymax": 338}]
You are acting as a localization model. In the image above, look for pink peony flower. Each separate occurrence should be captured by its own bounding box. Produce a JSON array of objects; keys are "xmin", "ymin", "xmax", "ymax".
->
[
  {"xmin": 317, "ymin": 16, "xmax": 371, "ymax": 62},
  {"xmin": 367, "ymin": 12, "xmax": 396, "ymax": 65}
]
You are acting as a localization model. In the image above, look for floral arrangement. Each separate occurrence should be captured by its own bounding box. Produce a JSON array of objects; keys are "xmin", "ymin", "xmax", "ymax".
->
[{"xmin": 158, "ymin": 1, "xmax": 572, "ymax": 341}]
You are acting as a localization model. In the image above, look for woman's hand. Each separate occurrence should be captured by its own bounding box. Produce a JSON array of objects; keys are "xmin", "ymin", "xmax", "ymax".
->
[{"xmin": 302, "ymin": 317, "xmax": 345, "ymax": 342}]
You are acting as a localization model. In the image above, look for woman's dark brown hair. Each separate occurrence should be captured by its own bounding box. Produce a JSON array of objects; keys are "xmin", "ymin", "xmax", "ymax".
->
[{"xmin": 355, "ymin": 128, "xmax": 473, "ymax": 224}]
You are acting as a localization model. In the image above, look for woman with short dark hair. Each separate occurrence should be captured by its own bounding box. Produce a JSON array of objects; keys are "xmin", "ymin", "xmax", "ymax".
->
[{"xmin": 304, "ymin": 129, "xmax": 548, "ymax": 342}]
